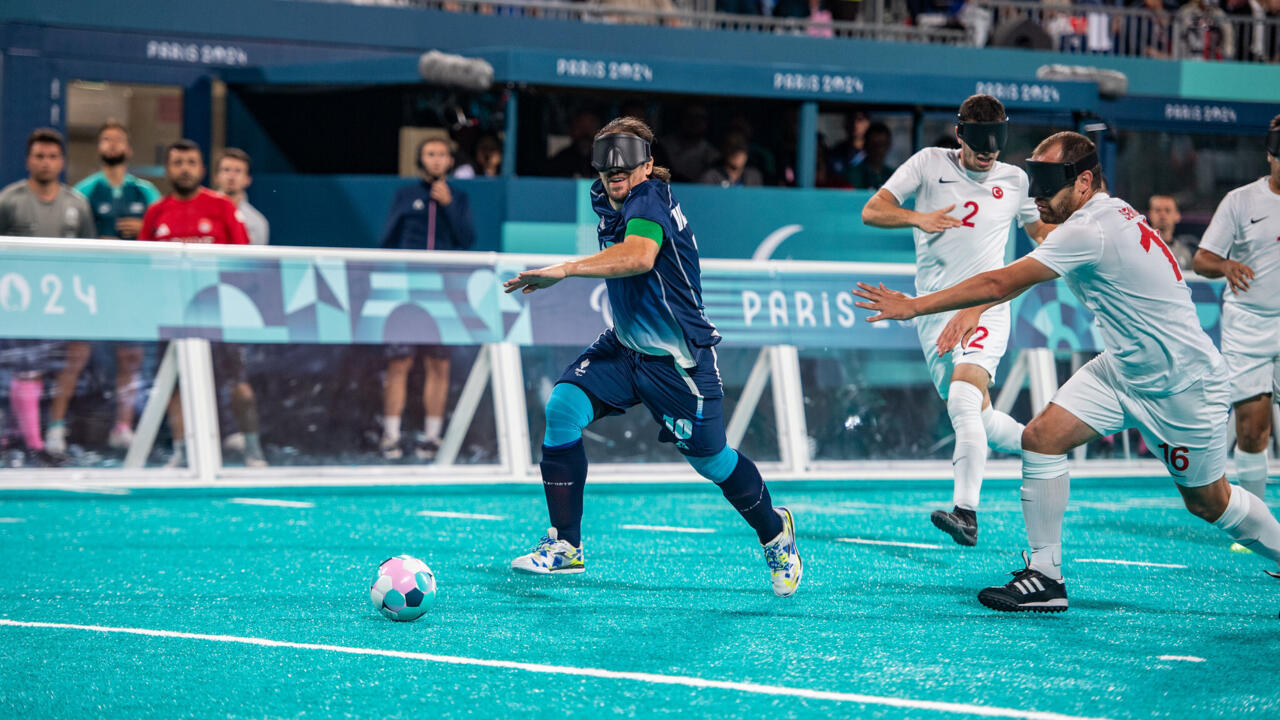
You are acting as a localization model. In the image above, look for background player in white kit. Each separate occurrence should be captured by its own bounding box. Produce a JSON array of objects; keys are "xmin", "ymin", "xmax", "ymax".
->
[
  {"xmin": 1193, "ymin": 115, "xmax": 1280, "ymax": 519},
  {"xmin": 855, "ymin": 131, "xmax": 1280, "ymax": 616},
  {"xmin": 861, "ymin": 95, "xmax": 1053, "ymax": 546}
]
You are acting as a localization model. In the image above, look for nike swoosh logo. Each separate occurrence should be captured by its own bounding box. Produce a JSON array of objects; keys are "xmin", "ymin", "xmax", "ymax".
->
[
  {"xmin": 1249, "ymin": 216, "xmax": 1268, "ymax": 224},
  {"xmin": 939, "ymin": 178, "xmax": 957, "ymax": 184}
]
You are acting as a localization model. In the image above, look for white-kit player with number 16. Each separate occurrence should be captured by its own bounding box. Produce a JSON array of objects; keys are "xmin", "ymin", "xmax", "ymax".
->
[
  {"xmin": 1193, "ymin": 114, "xmax": 1280, "ymax": 521},
  {"xmin": 862, "ymin": 94, "xmax": 1053, "ymax": 546},
  {"xmin": 854, "ymin": 131, "xmax": 1280, "ymax": 616}
]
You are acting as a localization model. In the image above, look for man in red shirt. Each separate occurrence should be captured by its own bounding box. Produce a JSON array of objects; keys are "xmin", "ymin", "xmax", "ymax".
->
[
  {"xmin": 140, "ymin": 139, "xmax": 249, "ymax": 245},
  {"xmin": 139, "ymin": 139, "xmax": 258, "ymax": 467}
]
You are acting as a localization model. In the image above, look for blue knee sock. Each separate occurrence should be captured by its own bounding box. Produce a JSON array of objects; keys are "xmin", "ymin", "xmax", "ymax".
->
[
  {"xmin": 715, "ymin": 451, "xmax": 783, "ymax": 544},
  {"xmin": 541, "ymin": 440, "xmax": 587, "ymax": 547}
]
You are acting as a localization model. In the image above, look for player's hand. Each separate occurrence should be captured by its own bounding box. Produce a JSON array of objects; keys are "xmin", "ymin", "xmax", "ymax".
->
[
  {"xmin": 915, "ymin": 204, "xmax": 962, "ymax": 234},
  {"xmin": 430, "ymin": 181, "xmax": 453, "ymax": 206},
  {"xmin": 115, "ymin": 217, "xmax": 142, "ymax": 239},
  {"xmin": 935, "ymin": 307, "xmax": 983, "ymax": 357},
  {"xmin": 504, "ymin": 264, "xmax": 568, "ymax": 294},
  {"xmin": 852, "ymin": 282, "xmax": 916, "ymax": 322},
  {"xmin": 1223, "ymin": 259, "xmax": 1254, "ymax": 294}
]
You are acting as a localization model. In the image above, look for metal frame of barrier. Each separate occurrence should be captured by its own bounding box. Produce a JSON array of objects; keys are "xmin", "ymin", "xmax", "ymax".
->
[{"xmin": 0, "ymin": 237, "xmax": 1272, "ymax": 488}]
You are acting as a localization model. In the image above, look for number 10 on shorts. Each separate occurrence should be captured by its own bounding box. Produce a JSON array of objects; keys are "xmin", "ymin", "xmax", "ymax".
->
[{"xmin": 663, "ymin": 415, "xmax": 693, "ymax": 440}]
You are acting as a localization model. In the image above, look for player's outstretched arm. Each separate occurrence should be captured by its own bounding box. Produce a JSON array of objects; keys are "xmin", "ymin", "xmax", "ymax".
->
[
  {"xmin": 1191, "ymin": 248, "xmax": 1253, "ymax": 294},
  {"xmin": 853, "ymin": 256, "xmax": 1058, "ymax": 322},
  {"xmin": 503, "ymin": 235, "xmax": 660, "ymax": 295},
  {"xmin": 861, "ymin": 189, "xmax": 961, "ymax": 234}
]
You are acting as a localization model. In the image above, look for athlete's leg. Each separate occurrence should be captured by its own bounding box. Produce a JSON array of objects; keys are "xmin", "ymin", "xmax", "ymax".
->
[
  {"xmin": 1181, "ymin": 477, "xmax": 1280, "ymax": 567},
  {"xmin": 1020, "ymin": 404, "xmax": 1101, "ymax": 580},
  {"xmin": 539, "ymin": 382, "xmax": 596, "ymax": 548},
  {"xmin": 419, "ymin": 352, "xmax": 450, "ymax": 459},
  {"xmin": 113, "ymin": 344, "xmax": 143, "ymax": 433},
  {"xmin": 380, "ymin": 347, "xmax": 413, "ymax": 458},
  {"xmin": 948, "ymin": 364, "xmax": 992, "ymax": 512},
  {"xmin": 1234, "ymin": 393, "xmax": 1273, "ymax": 501},
  {"xmin": 46, "ymin": 341, "xmax": 91, "ymax": 454}
]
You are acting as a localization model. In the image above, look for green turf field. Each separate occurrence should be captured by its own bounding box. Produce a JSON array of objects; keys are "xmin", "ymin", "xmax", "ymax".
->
[{"xmin": 1, "ymin": 478, "xmax": 1276, "ymax": 719}]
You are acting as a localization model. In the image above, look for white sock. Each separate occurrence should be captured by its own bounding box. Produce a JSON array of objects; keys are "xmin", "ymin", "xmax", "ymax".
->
[
  {"xmin": 1236, "ymin": 448, "xmax": 1269, "ymax": 501},
  {"xmin": 948, "ymin": 382, "xmax": 986, "ymax": 511},
  {"xmin": 982, "ymin": 405, "xmax": 1025, "ymax": 455},
  {"xmin": 1213, "ymin": 483, "xmax": 1280, "ymax": 566},
  {"xmin": 1022, "ymin": 450, "xmax": 1070, "ymax": 581},
  {"xmin": 383, "ymin": 415, "xmax": 401, "ymax": 440},
  {"xmin": 424, "ymin": 416, "xmax": 443, "ymax": 442}
]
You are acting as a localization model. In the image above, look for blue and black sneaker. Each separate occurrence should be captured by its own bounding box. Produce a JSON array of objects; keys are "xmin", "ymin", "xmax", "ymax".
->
[{"xmin": 510, "ymin": 528, "xmax": 585, "ymax": 575}]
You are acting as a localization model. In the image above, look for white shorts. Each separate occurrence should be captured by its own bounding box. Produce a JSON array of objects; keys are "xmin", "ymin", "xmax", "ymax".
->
[
  {"xmin": 1220, "ymin": 303, "xmax": 1280, "ymax": 404},
  {"xmin": 1053, "ymin": 353, "xmax": 1230, "ymax": 488},
  {"xmin": 916, "ymin": 303, "xmax": 1010, "ymax": 399}
]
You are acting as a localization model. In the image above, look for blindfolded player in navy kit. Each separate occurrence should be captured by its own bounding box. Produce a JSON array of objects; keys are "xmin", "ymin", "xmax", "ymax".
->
[{"xmin": 503, "ymin": 117, "xmax": 802, "ymax": 597}]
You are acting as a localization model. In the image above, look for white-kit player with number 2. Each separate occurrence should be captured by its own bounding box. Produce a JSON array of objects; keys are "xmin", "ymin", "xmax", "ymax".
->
[
  {"xmin": 854, "ymin": 131, "xmax": 1280, "ymax": 617},
  {"xmin": 862, "ymin": 94, "xmax": 1053, "ymax": 546},
  {"xmin": 1194, "ymin": 114, "xmax": 1280, "ymax": 520}
]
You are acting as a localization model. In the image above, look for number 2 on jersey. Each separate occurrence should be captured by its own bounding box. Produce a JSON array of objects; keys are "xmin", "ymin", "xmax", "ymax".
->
[
  {"xmin": 960, "ymin": 202, "xmax": 979, "ymax": 228},
  {"xmin": 1137, "ymin": 220, "xmax": 1182, "ymax": 282}
]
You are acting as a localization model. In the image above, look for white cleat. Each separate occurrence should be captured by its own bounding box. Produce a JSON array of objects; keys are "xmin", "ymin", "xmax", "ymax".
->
[
  {"xmin": 510, "ymin": 527, "xmax": 585, "ymax": 575},
  {"xmin": 44, "ymin": 424, "xmax": 67, "ymax": 456},
  {"xmin": 763, "ymin": 507, "xmax": 802, "ymax": 597},
  {"xmin": 108, "ymin": 424, "xmax": 134, "ymax": 450}
]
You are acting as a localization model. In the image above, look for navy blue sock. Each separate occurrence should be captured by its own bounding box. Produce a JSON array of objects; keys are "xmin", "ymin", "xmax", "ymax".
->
[
  {"xmin": 718, "ymin": 452, "xmax": 783, "ymax": 544},
  {"xmin": 540, "ymin": 439, "xmax": 587, "ymax": 547}
]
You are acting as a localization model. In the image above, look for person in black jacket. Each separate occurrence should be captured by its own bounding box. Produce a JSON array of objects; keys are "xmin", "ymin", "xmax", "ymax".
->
[{"xmin": 378, "ymin": 136, "xmax": 476, "ymax": 461}]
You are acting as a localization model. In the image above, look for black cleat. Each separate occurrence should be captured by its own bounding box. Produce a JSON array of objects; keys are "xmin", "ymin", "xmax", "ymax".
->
[
  {"xmin": 978, "ymin": 552, "xmax": 1068, "ymax": 613},
  {"xmin": 931, "ymin": 506, "xmax": 977, "ymax": 546}
]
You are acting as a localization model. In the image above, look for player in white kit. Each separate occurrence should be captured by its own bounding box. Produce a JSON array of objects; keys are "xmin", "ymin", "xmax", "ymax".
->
[
  {"xmin": 862, "ymin": 95, "xmax": 1053, "ymax": 546},
  {"xmin": 1193, "ymin": 115, "xmax": 1280, "ymax": 516},
  {"xmin": 854, "ymin": 131, "xmax": 1280, "ymax": 615}
]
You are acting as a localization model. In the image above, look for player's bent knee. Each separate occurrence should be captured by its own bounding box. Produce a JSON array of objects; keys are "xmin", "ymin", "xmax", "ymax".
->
[
  {"xmin": 543, "ymin": 383, "xmax": 595, "ymax": 448},
  {"xmin": 686, "ymin": 445, "xmax": 738, "ymax": 483},
  {"xmin": 946, "ymin": 381, "xmax": 984, "ymax": 419}
]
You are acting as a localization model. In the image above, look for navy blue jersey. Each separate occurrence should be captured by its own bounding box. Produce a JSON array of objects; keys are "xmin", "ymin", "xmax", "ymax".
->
[{"xmin": 591, "ymin": 178, "xmax": 719, "ymax": 368}]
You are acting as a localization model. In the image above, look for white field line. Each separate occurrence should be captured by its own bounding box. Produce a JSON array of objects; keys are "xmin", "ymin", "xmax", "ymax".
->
[
  {"xmin": 620, "ymin": 524, "xmax": 716, "ymax": 534},
  {"xmin": 836, "ymin": 538, "xmax": 945, "ymax": 550},
  {"xmin": 1077, "ymin": 559, "xmax": 1187, "ymax": 569},
  {"xmin": 1157, "ymin": 655, "xmax": 1205, "ymax": 663},
  {"xmin": 229, "ymin": 498, "xmax": 315, "ymax": 509},
  {"xmin": 416, "ymin": 511, "xmax": 506, "ymax": 521},
  {"xmin": 0, "ymin": 619, "xmax": 1112, "ymax": 720},
  {"xmin": 0, "ymin": 517, "xmax": 25, "ymax": 523}
]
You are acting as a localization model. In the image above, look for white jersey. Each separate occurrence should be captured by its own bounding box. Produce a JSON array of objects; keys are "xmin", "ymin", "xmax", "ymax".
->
[
  {"xmin": 1198, "ymin": 177, "xmax": 1280, "ymax": 317},
  {"xmin": 1028, "ymin": 193, "xmax": 1221, "ymax": 396},
  {"xmin": 881, "ymin": 147, "xmax": 1040, "ymax": 295}
]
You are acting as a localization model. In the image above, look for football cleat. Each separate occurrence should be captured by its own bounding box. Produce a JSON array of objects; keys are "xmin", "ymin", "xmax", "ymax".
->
[
  {"xmin": 44, "ymin": 422, "xmax": 67, "ymax": 456},
  {"xmin": 763, "ymin": 507, "xmax": 802, "ymax": 597},
  {"xmin": 931, "ymin": 506, "xmax": 978, "ymax": 546},
  {"xmin": 978, "ymin": 551, "xmax": 1068, "ymax": 613},
  {"xmin": 510, "ymin": 527, "xmax": 585, "ymax": 575},
  {"xmin": 108, "ymin": 423, "xmax": 134, "ymax": 450},
  {"xmin": 1230, "ymin": 542, "xmax": 1253, "ymax": 554},
  {"xmin": 414, "ymin": 435, "xmax": 441, "ymax": 461},
  {"xmin": 379, "ymin": 433, "xmax": 403, "ymax": 460}
]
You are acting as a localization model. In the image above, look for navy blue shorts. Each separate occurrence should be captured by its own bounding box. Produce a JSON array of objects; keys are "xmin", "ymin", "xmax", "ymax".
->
[{"xmin": 557, "ymin": 330, "xmax": 725, "ymax": 457}]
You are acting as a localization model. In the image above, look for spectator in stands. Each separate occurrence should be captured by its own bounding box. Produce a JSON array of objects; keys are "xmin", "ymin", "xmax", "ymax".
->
[
  {"xmin": 60, "ymin": 120, "xmax": 161, "ymax": 454},
  {"xmin": 728, "ymin": 113, "xmax": 776, "ymax": 184},
  {"xmin": 598, "ymin": 0, "xmax": 679, "ymax": 25},
  {"xmin": 1176, "ymin": 0, "xmax": 1235, "ymax": 59},
  {"xmin": 1129, "ymin": 0, "xmax": 1177, "ymax": 58},
  {"xmin": 454, "ymin": 135, "xmax": 503, "ymax": 178},
  {"xmin": 1148, "ymin": 194, "xmax": 1199, "ymax": 270},
  {"xmin": 139, "ymin": 139, "xmax": 252, "ymax": 467},
  {"xmin": 213, "ymin": 148, "xmax": 269, "ymax": 246},
  {"xmin": 0, "ymin": 128, "xmax": 94, "ymax": 462},
  {"xmin": 773, "ymin": 0, "xmax": 810, "ymax": 18},
  {"xmin": 829, "ymin": 111, "xmax": 869, "ymax": 178},
  {"xmin": 807, "ymin": 0, "xmax": 835, "ymax": 36},
  {"xmin": 814, "ymin": 144, "xmax": 853, "ymax": 189},
  {"xmin": 699, "ymin": 133, "xmax": 763, "ymax": 187},
  {"xmin": 544, "ymin": 109, "xmax": 601, "ymax": 178},
  {"xmin": 844, "ymin": 122, "xmax": 896, "ymax": 190},
  {"xmin": 378, "ymin": 136, "xmax": 476, "ymax": 462},
  {"xmin": 662, "ymin": 104, "xmax": 719, "ymax": 183},
  {"xmin": 717, "ymin": 0, "xmax": 759, "ymax": 12}
]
